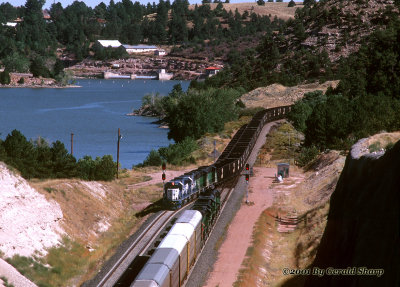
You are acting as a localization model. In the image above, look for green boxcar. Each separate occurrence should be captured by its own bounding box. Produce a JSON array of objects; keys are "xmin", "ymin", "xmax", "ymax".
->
[
  {"xmin": 195, "ymin": 166, "xmax": 216, "ymax": 191},
  {"xmin": 192, "ymin": 189, "xmax": 221, "ymax": 241}
]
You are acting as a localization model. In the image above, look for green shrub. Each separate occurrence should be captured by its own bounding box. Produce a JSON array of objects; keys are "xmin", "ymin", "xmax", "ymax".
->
[
  {"xmin": 94, "ymin": 155, "xmax": 117, "ymax": 181},
  {"xmin": 77, "ymin": 155, "xmax": 116, "ymax": 181},
  {"xmin": 0, "ymin": 70, "xmax": 11, "ymax": 85},
  {"xmin": 141, "ymin": 150, "xmax": 163, "ymax": 167},
  {"xmin": 140, "ymin": 138, "xmax": 198, "ymax": 167},
  {"xmin": 6, "ymin": 237, "xmax": 88, "ymax": 287},
  {"xmin": 159, "ymin": 138, "xmax": 198, "ymax": 165},
  {"xmin": 165, "ymin": 88, "xmax": 240, "ymax": 142},
  {"xmin": 0, "ymin": 276, "xmax": 14, "ymax": 287},
  {"xmin": 296, "ymin": 146, "xmax": 319, "ymax": 167},
  {"xmin": 368, "ymin": 142, "xmax": 381, "ymax": 153}
]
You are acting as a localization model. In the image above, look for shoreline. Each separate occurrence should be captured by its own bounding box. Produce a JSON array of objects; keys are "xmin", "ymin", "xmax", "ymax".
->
[{"xmin": 0, "ymin": 84, "xmax": 81, "ymax": 89}]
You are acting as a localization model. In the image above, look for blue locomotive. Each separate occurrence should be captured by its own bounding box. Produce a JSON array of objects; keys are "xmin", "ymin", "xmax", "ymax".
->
[{"xmin": 164, "ymin": 166, "xmax": 216, "ymax": 208}]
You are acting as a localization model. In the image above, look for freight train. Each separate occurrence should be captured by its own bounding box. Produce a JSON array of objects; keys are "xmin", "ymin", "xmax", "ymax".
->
[
  {"xmin": 131, "ymin": 106, "xmax": 292, "ymax": 287},
  {"xmin": 131, "ymin": 207, "xmax": 218, "ymax": 287},
  {"xmin": 163, "ymin": 105, "xmax": 292, "ymax": 209}
]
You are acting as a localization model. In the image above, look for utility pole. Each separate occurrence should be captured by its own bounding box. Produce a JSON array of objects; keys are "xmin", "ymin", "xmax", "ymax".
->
[
  {"xmin": 70, "ymin": 133, "xmax": 74, "ymax": 155},
  {"xmin": 213, "ymin": 140, "xmax": 217, "ymax": 162},
  {"xmin": 117, "ymin": 128, "xmax": 121, "ymax": 179},
  {"xmin": 245, "ymin": 163, "xmax": 249, "ymax": 204},
  {"xmin": 162, "ymin": 162, "xmax": 166, "ymax": 194}
]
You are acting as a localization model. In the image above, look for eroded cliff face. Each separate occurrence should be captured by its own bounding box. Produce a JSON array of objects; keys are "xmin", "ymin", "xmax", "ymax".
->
[{"xmin": 305, "ymin": 138, "xmax": 400, "ymax": 287}]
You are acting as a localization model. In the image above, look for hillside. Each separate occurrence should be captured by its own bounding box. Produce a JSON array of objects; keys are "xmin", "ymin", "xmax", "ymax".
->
[
  {"xmin": 303, "ymin": 133, "xmax": 400, "ymax": 287},
  {"xmin": 240, "ymin": 80, "xmax": 339, "ymax": 108},
  {"xmin": 288, "ymin": 0, "xmax": 399, "ymax": 62},
  {"xmin": 189, "ymin": 2, "xmax": 301, "ymax": 20},
  {"xmin": 0, "ymin": 161, "xmax": 189, "ymax": 286}
]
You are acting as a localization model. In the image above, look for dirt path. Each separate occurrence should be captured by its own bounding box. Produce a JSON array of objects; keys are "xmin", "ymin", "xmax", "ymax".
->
[{"xmin": 204, "ymin": 167, "xmax": 276, "ymax": 287}]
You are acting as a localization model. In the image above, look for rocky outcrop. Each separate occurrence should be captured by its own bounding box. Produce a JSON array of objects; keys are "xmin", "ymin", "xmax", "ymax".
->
[
  {"xmin": 293, "ymin": 0, "xmax": 399, "ymax": 62},
  {"xmin": 304, "ymin": 138, "xmax": 400, "ymax": 286},
  {"xmin": 0, "ymin": 162, "xmax": 64, "ymax": 258}
]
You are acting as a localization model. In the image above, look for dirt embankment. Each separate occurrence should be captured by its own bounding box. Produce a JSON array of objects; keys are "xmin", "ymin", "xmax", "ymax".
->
[
  {"xmin": 0, "ymin": 162, "xmax": 190, "ymax": 286},
  {"xmin": 233, "ymin": 149, "xmax": 346, "ymax": 287},
  {"xmin": 302, "ymin": 134, "xmax": 400, "ymax": 287},
  {"xmin": 0, "ymin": 163, "xmax": 63, "ymax": 259},
  {"xmin": 240, "ymin": 80, "xmax": 339, "ymax": 109}
]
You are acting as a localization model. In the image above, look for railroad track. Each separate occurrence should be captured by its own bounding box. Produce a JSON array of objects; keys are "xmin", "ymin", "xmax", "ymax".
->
[
  {"xmin": 180, "ymin": 178, "xmax": 238, "ymax": 287},
  {"xmin": 183, "ymin": 120, "xmax": 281, "ymax": 286},
  {"xmin": 98, "ymin": 112, "xmax": 289, "ymax": 287},
  {"xmin": 96, "ymin": 209, "xmax": 179, "ymax": 287}
]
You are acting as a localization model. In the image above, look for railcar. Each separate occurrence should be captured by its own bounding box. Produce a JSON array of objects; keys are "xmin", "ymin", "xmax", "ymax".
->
[
  {"xmin": 164, "ymin": 166, "xmax": 216, "ymax": 209},
  {"xmin": 192, "ymin": 189, "xmax": 221, "ymax": 242},
  {"xmin": 131, "ymin": 210, "xmax": 202, "ymax": 287}
]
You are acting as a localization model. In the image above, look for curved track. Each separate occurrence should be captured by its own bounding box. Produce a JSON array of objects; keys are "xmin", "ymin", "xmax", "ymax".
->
[
  {"xmin": 95, "ymin": 210, "xmax": 179, "ymax": 287},
  {"xmin": 88, "ymin": 107, "xmax": 291, "ymax": 287}
]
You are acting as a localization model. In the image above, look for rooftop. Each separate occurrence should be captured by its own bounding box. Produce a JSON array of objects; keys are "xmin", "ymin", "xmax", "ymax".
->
[
  {"xmin": 123, "ymin": 44, "xmax": 158, "ymax": 49},
  {"xmin": 97, "ymin": 40, "xmax": 122, "ymax": 48}
]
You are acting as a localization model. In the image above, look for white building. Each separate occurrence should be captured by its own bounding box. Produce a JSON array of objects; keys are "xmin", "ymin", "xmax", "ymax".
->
[
  {"xmin": 97, "ymin": 40, "xmax": 122, "ymax": 48},
  {"xmin": 123, "ymin": 45, "xmax": 158, "ymax": 54},
  {"xmin": 4, "ymin": 22, "xmax": 18, "ymax": 27},
  {"xmin": 155, "ymin": 49, "xmax": 166, "ymax": 56}
]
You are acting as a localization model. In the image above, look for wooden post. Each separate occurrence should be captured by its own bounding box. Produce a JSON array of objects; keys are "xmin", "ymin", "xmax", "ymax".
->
[
  {"xmin": 117, "ymin": 128, "xmax": 121, "ymax": 179},
  {"xmin": 70, "ymin": 133, "xmax": 74, "ymax": 155}
]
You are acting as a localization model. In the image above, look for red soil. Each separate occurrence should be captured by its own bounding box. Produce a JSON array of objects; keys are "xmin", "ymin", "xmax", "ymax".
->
[{"xmin": 204, "ymin": 167, "xmax": 276, "ymax": 287}]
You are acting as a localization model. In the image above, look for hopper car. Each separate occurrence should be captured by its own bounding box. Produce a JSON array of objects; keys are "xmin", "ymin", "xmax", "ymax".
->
[{"xmin": 163, "ymin": 106, "xmax": 292, "ymax": 209}]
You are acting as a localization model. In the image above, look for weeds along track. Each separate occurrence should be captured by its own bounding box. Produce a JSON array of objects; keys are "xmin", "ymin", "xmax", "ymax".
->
[{"xmin": 96, "ymin": 209, "xmax": 181, "ymax": 287}]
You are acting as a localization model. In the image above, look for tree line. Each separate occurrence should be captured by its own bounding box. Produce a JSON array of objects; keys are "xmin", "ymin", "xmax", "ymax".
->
[
  {"xmin": 0, "ymin": 130, "xmax": 117, "ymax": 181},
  {"xmin": 288, "ymin": 18, "xmax": 400, "ymax": 151},
  {"xmin": 139, "ymin": 84, "xmax": 243, "ymax": 166},
  {"xmin": 0, "ymin": 0, "xmax": 283, "ymax": 78}
]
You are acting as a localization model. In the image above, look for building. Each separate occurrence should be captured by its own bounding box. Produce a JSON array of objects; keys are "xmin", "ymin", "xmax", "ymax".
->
[
  {"xmin": 43, "ymin": 9, "xmax": 51, "ymax": 22},
  {"xmin": 158, "ymin": 69, "xmax": 173, "ymax": 80},
  {"xmin": 277, "ymin": 163, "xmax": 290, "ymax": 178},
  {"xmin": 205, "ymin": 66, "xmax": 221, "ymax": 77},
  {"xmin": 123, "ymin": 45, "xmax": 158, "ymax": 54},
  {"xmin": 97, "ymin": 18, "xmax": 107, "ymax": 27},
  {"xmin": 155, "ymin": 49, "xmax": 166, "ymax": 56},
  {"xmin": 4, "ymin": 22, "xmax": 18, "ymax": 27},
  {"xmin": 97, "ymin": 40, "xmax": 122, "ymax": 48}
]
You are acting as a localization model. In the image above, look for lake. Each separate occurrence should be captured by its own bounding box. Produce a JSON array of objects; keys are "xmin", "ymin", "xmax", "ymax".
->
[{"xmin": 0, "ymin": 79, "xmax": 190, "ymax": 169}]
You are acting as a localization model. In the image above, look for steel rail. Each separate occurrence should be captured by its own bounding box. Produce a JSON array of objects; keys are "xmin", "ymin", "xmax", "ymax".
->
[{"xmin": 97, "ymin": 210, "xmax": 177, "ymax": 287}]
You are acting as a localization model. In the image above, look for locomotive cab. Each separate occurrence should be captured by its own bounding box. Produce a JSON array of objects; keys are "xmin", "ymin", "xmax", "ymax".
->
[{"xmin": 164, "ymin": 181, "xmax": 182, "ymax": 201}]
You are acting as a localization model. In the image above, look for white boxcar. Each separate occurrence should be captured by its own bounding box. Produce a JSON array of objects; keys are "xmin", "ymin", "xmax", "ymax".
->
[
  {"xmin": 147, "ymin": 248, "xmax": 180, "ymax": 287},
  {"xmin": 158, "ymin": 234, "xmax": 188, "ymax": 283},
  {"xmin": 132, "ymin": 210, "xmax": 203, "ymax": 287},
  {"xmin": 131, "ymin": 263, "xmax": 169, "ymax": 287},
  {"xmin": 176, "ymin": 210, "xmax": 202, "ymax": 259}
]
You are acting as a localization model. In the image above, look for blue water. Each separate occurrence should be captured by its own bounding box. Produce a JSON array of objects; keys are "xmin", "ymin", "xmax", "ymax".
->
[{"xmin": 0, "ymin": 79, "xmax": 190, "ymax": 169}]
